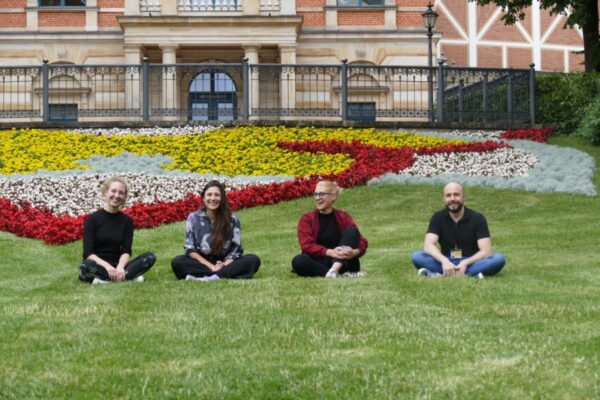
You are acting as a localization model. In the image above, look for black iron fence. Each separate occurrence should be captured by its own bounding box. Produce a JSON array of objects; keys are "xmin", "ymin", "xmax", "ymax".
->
[{"xmin": 0, "ymin": 59, "xmax": 536, "ymax": 125}]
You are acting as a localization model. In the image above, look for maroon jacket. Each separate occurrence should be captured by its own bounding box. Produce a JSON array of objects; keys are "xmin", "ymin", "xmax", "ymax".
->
[{"xmin": 297, "ymin": 209, "xmax": 368, "ymax": 259}]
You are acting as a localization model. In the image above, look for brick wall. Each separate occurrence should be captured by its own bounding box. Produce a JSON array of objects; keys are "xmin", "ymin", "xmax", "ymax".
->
[
  {"xmin": 443, "ymin": 44, "xmax": 468, "ymax": 66},
  {"xmin": 296, "ymin": 0, "xmax": 325, "ymax": 6},
  {"xmin": 0, "ymin": 0, "xmax": 26, "ymax": 7},
  {"xmin": 396, "ymin": 11, "xmax": 421, "ymax": 27},
  {"xmin": 507, "ymin": 47, "xmax": 532, "ymax": 68},
  {"xmin": 568, "ymin": 51, "xmax": 584, "ymax": 72},
  {"xmin": 397, "ymin": 0, "xmax": 428, "ymax": 6},
  {"xmin": 0, "ymin": 12, "xmax": 26, "ymax": 27},
  {"xmin": 478, "ymin": 46, "xmax": 502, "ymax": 68},
  {"xmin": 99, "ymin": 12, "xmax": 122, "ymax": 27},
  {"xmin": 39, "ymin": 11, "xmax": 86, "ymax": 27},
  {"xmin": 97, "ymin": 0, "xmax": 124, "ymax": 7},
  {"xmin": 541, "ymin": 49, "xmax": 564, "ymax": 72},
  {"xmin": 297, "ymin": 11, "xmax": 325, "ymax": 26},
  {"xmin": 338, "ymin": 11, "xmax": 384, "ymax": 26}
]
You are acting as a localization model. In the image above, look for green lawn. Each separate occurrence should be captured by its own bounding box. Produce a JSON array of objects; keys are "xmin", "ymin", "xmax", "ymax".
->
[{"xmin": 1, "ymin": 136, "xmax": 599, "ymax": 399}]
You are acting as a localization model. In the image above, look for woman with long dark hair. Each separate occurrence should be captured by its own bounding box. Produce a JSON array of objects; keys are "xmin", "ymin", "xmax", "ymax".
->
[
  {"xmin": 78, "ymin": 176, "xmax": 156, "ymax": 284},
  {"xmin": 171, "ymin": 180, "xmax": 260, "ymax": 281}
]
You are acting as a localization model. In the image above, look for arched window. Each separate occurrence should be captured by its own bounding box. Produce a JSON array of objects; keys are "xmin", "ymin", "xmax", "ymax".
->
[{"xmin": 188, "ymin": 71, "xmax": 237, "ymax": 121}]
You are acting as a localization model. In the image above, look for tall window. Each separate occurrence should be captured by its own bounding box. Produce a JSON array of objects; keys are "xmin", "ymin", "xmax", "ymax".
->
[
  {"xmin": 39, "ymin": 0, "xmax": 86, "ymax": 6},
  {"xmin": 188, "ymin": 71, "xmax": 237, "ymax": 121},
  {"xmin": 337, "ymin": 0, "xmax": 384, "ymax": 6}
]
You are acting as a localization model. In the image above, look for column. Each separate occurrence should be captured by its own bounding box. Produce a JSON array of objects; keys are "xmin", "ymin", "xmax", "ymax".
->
[
  {"xmin": 279, "ymin": 45, "xmax": 296, "ymax": 119},
  {"xmin": 325, "ymin": 0, "xmax": 337, "ymax": 29},
  {"xmin": 124, "ymin": 45, "xmax": 142, "ymax": 114},
  {"xmin": 160, "ymin": 45, "xmax": 179, "ymax": 120},
  {"xmin": 243, "ymin": 45, "xmax": 260, "ymax": 120},
  {"xmin": 26, "ymin": 0, "xmax": 38, "ymax": 31},
  {"xmin": 86, "ymin": 0, "xmax": 98, "ymax": 32}
]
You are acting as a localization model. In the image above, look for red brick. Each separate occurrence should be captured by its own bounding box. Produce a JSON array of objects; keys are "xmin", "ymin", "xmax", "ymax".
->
[
  {"xmin": 568, "ymin": 50, "xmax": 585, "ymax": 72},
  {"xmin": 0, "ymin": 0, "xmax": 26, "ymax": 7},
  {"xmin": 397, "ymin": 0, "xmax": 428, "ymax": 6},
  {"xmin": 39, "ymin": 11, "xmax": 85, "ymax": 27},
  {"xmin": 507, "ymin": 47, "xmax": 532, "ymax": 68},
  {"xmin": 338, "ymin": 11, "xmax": 384, "ymax": 26},
  {"xmin": 98, "ymin": 0, "xmax": 124, "ymax": 7},
  {"xmin": 0, "ymin": 12, "xmax": 26, "ymax": 27},
  {"xmin": 98, "ymin": 11, "xmax": 121, "ymax": 27},
  {"xmin": 441, "ymin": 43, "xmax": 468, "ymax": 66},
  {"xmin": 540, "ymin": 49, "xmax": 564, "ymax": 71},
  {"xmin": 296, "ymin": 0, "xmax": 325, "ymax": 6},
  {"xmin": 478, "ymin": 45, "xmax": 502, "ymax": 68},
  {"xmin": 298, "ymin": 11, "xmax": 325, "ymax": 26},
  {"xmin": 396, "ymin": 11, "xmax": 422, "ymax": 27}
]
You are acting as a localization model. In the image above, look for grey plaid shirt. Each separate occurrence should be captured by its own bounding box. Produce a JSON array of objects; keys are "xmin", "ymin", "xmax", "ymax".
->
[{"xmin": 183, "ymin": 209, "xmax": 243, "ymax": 259}]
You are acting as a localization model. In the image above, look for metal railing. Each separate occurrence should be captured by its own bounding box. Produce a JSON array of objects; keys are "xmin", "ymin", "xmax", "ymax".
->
[
  {"xmin": 178, "ymin": 0, "xmax": 243, "ymax": 12},
  {"xmin": 0, "ymin": 59, "xmax": 536, "ymax": 125}
]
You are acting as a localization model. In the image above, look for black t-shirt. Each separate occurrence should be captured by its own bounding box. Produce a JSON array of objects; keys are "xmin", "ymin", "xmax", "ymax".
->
[
  {"xmin": 83, "ymin": 209, "xmax": 134, "ymax": 266},
  {"xmin": 317, "ymin": 212, "xmax": 341, "ymax": 251},
  {"xmin": 426, "ymin": 206, "xmax": 490, "ymax": 257}
]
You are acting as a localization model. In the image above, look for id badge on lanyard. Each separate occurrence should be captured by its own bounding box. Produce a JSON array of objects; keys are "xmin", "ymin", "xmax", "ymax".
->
[{"xmin": 450, "ymin": 248, "xmax": 462, "ymax": 260}]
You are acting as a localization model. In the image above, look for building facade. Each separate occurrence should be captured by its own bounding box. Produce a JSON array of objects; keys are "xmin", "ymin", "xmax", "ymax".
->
[{"xmin": 0, "ymin": 0, "xmax": 580, "ymax": 123}]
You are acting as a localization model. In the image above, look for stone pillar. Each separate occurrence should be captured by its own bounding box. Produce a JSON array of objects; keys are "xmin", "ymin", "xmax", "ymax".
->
[
  {"xmin": 325, "ymin": 0, "xmax": 337, "ymax": 29},
  {"xmin": 279, "ymin": 45, "xmax": 296, "ymax": 118},
  {"xmin": 243, "ymin": 45, "xmax": 260, "ymax": 120},
  {"xmin": 124, "ymin": 45, "xmax": 142, "ymax": 113},
  {"xmin": 26, "ymin": 0, "xmax": 38, "ymax": 31},
  {"xmin": 160, "ymin": 45, "xmax": 179, "ymax": 120},
  {"xmin": 86, "ymin": 0, "xmax": 98, "ymax": 31}
]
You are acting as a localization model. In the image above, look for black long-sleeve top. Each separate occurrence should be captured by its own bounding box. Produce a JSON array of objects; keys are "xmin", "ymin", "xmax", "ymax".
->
[{"xmin": 83, "ymin": 209, "xmax": 134, "ymax": 266}]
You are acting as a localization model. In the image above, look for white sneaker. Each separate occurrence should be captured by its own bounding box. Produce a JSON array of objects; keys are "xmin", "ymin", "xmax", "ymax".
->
[
  {"xmin": 342, "ymin": 271, "xmax": 367, "ymax": 277},
  {"xmin": 92, "ymin": 277, "xmax": 111, "ymax": 285},
  {"xmin": 185, "ymin": 274, "xmax": 202, "ymax": 281},
  {"xmin": 325, "ymin": 269, "xmax": 340, "ymax": 279},
  {"xmin": 132, "ymin": 275, "xmax": 144, "ymax": 282},
  {"xmin": 475, "ymin": 272, "xmax": 484, "ymax": 280}
]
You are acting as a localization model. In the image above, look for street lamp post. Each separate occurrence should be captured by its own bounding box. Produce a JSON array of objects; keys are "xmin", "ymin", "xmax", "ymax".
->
[{"xmin": 422, "ymin": 3, "xmax": 439, "ymax": 122}]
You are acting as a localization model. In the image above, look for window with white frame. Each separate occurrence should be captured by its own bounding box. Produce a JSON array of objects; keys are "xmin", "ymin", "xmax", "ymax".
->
[
  {"xmin": 337, "ymin": 0, "xmax": 384, "ymax": 6},
  {"xmin": 39, "ymin": 0, "xmax": 86, "ymax": 7}
]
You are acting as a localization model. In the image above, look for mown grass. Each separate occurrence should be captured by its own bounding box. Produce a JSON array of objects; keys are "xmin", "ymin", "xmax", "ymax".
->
[{"xmin": 1, "ymin": 136, "xmax": 599, "ymax": 399}]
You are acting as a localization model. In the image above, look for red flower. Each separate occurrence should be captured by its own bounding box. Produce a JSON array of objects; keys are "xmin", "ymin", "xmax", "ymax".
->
[
  {"xmin": 500, "ymin": 128, "xmax": 554, "ymax": 143},
  {"xmin": 1, "ymin": 138, "xmax": 513, "ymax": 245}
]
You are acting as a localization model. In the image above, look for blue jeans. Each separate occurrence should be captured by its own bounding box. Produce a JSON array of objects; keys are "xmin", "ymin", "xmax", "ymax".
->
[{"xmin": 412, "ymin": 251, "xmax": 505, "ymax": 277}]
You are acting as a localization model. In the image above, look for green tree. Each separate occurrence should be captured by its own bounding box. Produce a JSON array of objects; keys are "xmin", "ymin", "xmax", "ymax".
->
[{"xmin": 472, "ymin": 0, "xmax": 600, "ymax": 72}]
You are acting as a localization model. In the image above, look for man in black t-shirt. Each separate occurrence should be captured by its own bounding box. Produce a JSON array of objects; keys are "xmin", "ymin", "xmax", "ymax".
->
[{"xmin": 412, "ymin": 182, "xmax": 505, "ymax": 279}]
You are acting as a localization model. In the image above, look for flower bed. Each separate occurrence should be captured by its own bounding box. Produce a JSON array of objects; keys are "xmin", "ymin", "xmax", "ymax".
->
[{"xmin": 0, "ymin": 126, "xmax": 541, "ymax": 244}]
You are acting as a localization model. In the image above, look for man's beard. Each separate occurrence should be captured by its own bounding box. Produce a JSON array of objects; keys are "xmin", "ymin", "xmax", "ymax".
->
[{"xmin": 446, "ymin": 202, "xmax": 463, "ymax": 214}]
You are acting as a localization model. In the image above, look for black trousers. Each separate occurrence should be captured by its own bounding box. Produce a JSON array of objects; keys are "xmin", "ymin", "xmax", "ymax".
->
[
  {"xmin": 291, "ymin": 226, "xmax": 361, "ymax": 277},
  {"xmin": 78, "ymin": 251, "xmax": 156, "ymax": 283},
  {"xmin": 171, "ymin": 254, "xmax": 261, "ymax": 280}
]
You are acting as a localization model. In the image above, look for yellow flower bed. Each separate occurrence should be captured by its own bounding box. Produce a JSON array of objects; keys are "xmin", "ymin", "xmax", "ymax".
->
[{"xmin": 0, "ymin": 127, "xmax": 464, "ymax": 176}]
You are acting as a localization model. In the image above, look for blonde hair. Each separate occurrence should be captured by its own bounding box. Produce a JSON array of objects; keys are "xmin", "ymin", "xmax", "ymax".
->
[
  {"xmin": 101, "ymin": 176, "xmax": 129, "ymax": 199},
  {"xmin": 316, "ymin": 180, "xmax": 341, "ymax": 196}
]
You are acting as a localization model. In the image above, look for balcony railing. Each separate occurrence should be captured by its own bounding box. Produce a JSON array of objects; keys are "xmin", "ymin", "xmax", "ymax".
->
[
  {"xmin": 178, "ymin": 0, "xmax": 243, "ymax": 12},
  {"xmin": 139, "ymin": 0, "xmax": 280, "ymax": 14}
]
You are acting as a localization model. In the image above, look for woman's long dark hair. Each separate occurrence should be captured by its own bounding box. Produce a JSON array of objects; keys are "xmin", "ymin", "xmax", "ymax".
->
[{"xmin": 201, "ymin": 180, "xmax": 232, "ymax": 256}]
